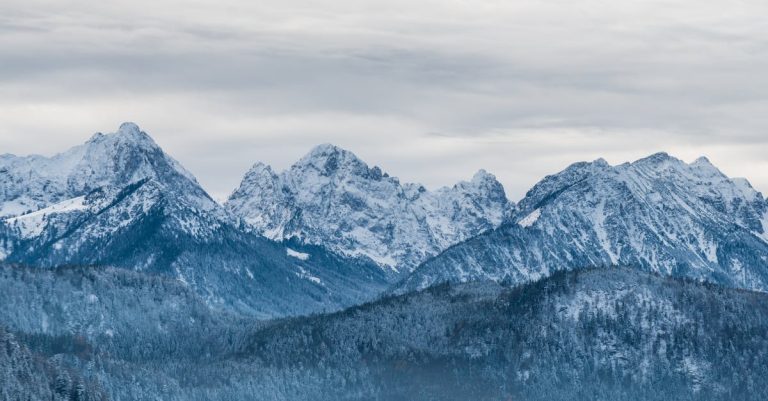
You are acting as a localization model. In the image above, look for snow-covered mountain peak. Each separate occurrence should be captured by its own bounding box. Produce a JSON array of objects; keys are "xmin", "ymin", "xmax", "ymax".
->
[
  {"xmin": 87, "ymin": 132, "xmax": 105, "ymax": 142},
  {"xmin": 470, "ymin": 169, "xmax": 496, "ymax": 185},
  {"xmin": 520, "ymin": 153, "xmax": 761, "ymax": 215},
  {"xmin": 623, "ymin": 152, "xmax": 731, "ymax": 185},
  {"xmin": 118, "ymin": 121, "xmax": 141, "ymax": 135},
  {"xmin": 294, "ymin": 143, "xmax": 371, "ymax": 177},
  {"xmin": 237, "ymin": 162, "xmax": 278, "ymax": 188},
  {"xmin": 226, "ymin": 144, "xmax": 512, "ymax": 271},
  {"xmin": 635, "ymin": 151, "xmax": 676, "ymax": 165},
  {"xmin": 692, "ymin": 155, "xmax": 713, "ymax": 166},
  {"xmin": 245, "ymin": 161, "xmax": 275, "ymax": 175},
  {"xmin": 517, "ymin": 158, "xmax": 610, "ymax": 213},
  {"xmin": 687, "ymin": 156, "xmax": 724, "ymax": 178},
  {"xmin": 447, "ymin": 169, "xmax": 509, "ymax": 211},
  {"xmin": 304, "ymin": 142, "xmax": 345, "ymax": 158},
  {"xmin": 70, "ymin": 123, "xmax": 206, "ymax": 201},
  {"xmin": 86, "ymin": 122, "xmax": 157, "ymax": 150},
  {"xmin": 617, "ymin": 153, "xmax": 764, "ymax": 217},
  {"xmin": 0, "ymin": 124, "xmax": 214, "ymax": 219},
  {"xmin": 0, "ymin": 129, "xmax": 396, "ymax": 319},
  {"xmin": 400, "ymin": 151, "xmax": 768, "ymax": 294}
]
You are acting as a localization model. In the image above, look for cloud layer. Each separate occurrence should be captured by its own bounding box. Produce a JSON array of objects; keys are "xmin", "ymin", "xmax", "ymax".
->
[{"xmin": 1, "ymin": 0, "xmax": 766, "ymax": 200}]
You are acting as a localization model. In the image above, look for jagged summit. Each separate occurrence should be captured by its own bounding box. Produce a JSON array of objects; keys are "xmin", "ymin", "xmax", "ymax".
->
[
  {"xmin": 519, "ymin": 152, "xmax": 767, "ymax": 234},
  {"xmin": 302, "ymin": 143, "xmax": 352, "ymax": 160},
  {"xmin": 245, "ymin": 161, "xmax": 275, "ymax": 175},
  {"xmin": 238, "ymin": 162, "xmax": 276, "ymax": 186},
  {"xmin": 398, "ymin": 151, "xmax": 768, "ymax": 294},
  {"xmin": 292, "ymin": 143, "xmax": 384, "ymax": 180},
  {"xmin": 0, "ymin": 123, "xmax": 209, "ymax": 219},
  {"xmin": 226, "ymin": 144, "xmax": 512, "ymax": 271},
  {"xmin": 468, "ymin": 169, "xmax": 505, "ymax": 190},
  {"xmin": 88, "ymin": 122, "xmax": 155, "ymax": 146},
  {"xmin": 297, "ymin": 143, "xmax": 359, "ymax": 167},
  {"xmin": 0, "ymin": 122, "xmax": 221, "ymax": 249},
  {"xmin": 118, "ymin": 121, "xmax": 141, "ymax": 134},
  {"xmin": 636, "ymin": 151, "xmax": 674, "ymax": 163},
  {"xmin": 693, "ymin": 155, "xmax": 713, "ymax": 165},
  {"xmin": 625, "ymin": 152, "xmax": 723, "ymax": 175},
  {"xmin": 0, "ymin": 127, "xmax": 394, "ymax": 319},
  {"xmin": 470, "ymin": 169, "xmax": 497, "ymax": 185}
]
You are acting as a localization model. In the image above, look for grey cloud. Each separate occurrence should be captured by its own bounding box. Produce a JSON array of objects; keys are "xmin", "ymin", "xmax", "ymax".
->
[{"xmin": 0, "ymin": 0, "xmax": 766, "ymax": 200}]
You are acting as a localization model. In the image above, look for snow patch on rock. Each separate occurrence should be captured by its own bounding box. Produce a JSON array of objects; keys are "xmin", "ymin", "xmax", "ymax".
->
[
  {"xmin": 286, "ymin": 248, "xmax": 310, "ymax": 261},
  {"xmin": 5, "ymin": 196, "xmax": 87, "ymax": 238},
  {"xmin": 517, "ymin": 208, "xmax": 541, "ymax": 228},
  {"xmin": 295, "ymin": 265, "xmax": 322, "ymax": 285}
]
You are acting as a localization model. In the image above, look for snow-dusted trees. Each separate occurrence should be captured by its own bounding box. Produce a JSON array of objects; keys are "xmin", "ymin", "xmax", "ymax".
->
[{"xmin": 2, "ymin": 265, "xmax": 768, "ymax": 400}]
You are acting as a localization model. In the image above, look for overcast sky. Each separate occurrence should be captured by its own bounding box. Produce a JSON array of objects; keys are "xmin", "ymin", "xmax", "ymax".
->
[{"xmin": 1, "ymin": 0, "xmax": 766, "ymax": 201}]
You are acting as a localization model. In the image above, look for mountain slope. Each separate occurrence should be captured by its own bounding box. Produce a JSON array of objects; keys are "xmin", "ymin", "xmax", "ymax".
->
[
  {"xmin": 4, "ymin": 266, "xmax": 766, "ymax": 400},
  {"xmin": 233, "ymin": 267, "xmax": 768, "ymax": 401},
  {"xmin": 225, "ymin": 144, "xmax": 512, "ymax": 272},
  {"xmin": 0, "ymin": 122, "xmax": 213, "ymax": 218},
  {"xmin": 398, "ymin": 153, "xmax": 768, "ymax": 292},
  {"xmin": 0, "ymin": 325, "xmax": 106, "ymax": 401},
  {"xmin": 0, "ymin": 124, "xmax": 391, "ymax": 318}
]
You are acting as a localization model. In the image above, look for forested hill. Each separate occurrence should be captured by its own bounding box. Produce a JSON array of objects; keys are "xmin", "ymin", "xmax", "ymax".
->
[
  {"xmin": 238, "ymin": 267, "xmax": 768, "ymax": 401},
  {"xmin": 0, "ymin": 325, "xmax": 106, "ymax": 401},
  {"xmin": 2, "ymin": 264, "xmax": 768, "ymax": 400}
]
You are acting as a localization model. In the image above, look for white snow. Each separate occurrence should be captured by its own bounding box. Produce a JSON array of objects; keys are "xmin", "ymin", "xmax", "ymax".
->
[
  {"xmin": 346, "ymin": 249, "xmax": 398, "ymax": 269},
  {"xmin": 517, "ymin": 208, "xmax": 541, "ymax": 228},
  {"xmin": 294, "ymin": 265, "xmax": 322, "ymax": 285},
  {"xmin": 286, "ymin": 248, "xmax": 310, "ymax": 260},
  {"xmin": 4, "ymin": 196, "xmax": 87, "ymax": 238},
  {"xmin": 759, "ymin": 211, "xmax": 768, "ymax": 243},
  {"xmin": 0, "ymin": 122, "xmax": 218, "ymax": 228},
  {"xmin": 592, "ymin": 199, "xmax": 618, "ymax": 265},
  {"xmin": 5, "ymin": 196, "xmax": 87, "ymax": 222},
  {"xmin": 731, "ymin": 259, "xmax": 746, "ymax": 287},
  {"xmin": 175, "ymin": 266, "xmax": 189, "ymax": 285},
  {"xmin": 680, "ymin": 356, "xmax": 708, "ymax": 392},
  {"xmin": 562, "ymin": 289, "xmax": 631, "ymax": 320},
  {"xmin": 0, "ymin": 197, "xmax": 38, "ymax": 218},
  {"xmin": 703, "ymin": 241, "xmax": 718, "ymax": 263}
]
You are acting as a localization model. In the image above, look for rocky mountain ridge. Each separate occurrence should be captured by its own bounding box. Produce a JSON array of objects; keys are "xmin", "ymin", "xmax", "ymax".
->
[
  {"xmin": 397, "ymin": 152, "xmax": 768, "ymax": 293},
  {"xmin": 0, "ymin": 124, "xmax": 391, "ymax": 319},
  {"xmin": 225, "ymin": 143, "xmax": 513, "ymax": 272}
]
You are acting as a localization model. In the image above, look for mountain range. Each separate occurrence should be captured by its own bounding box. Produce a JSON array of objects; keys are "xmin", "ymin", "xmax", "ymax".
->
[
  {"xmin": 0, "ymin": 123, "xmax": 516, "ymax": 318},
  {"xmin": 0, "ymin": 123, "xmax": 391, "ymax": 318},
  {"xmin": 3, "ymin": 123, "xmax": 768, "ymax": 316},
  {"xmin": 398, "ymin": 153, "xmax": 768, "ymax": 293},
  {"xmin": 225, "ymin": 143, "xmax": 512, "ymax": 271},
  {"xmin": 1, "ymin": 123, "xmax": 767, "ymax": 400}
]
